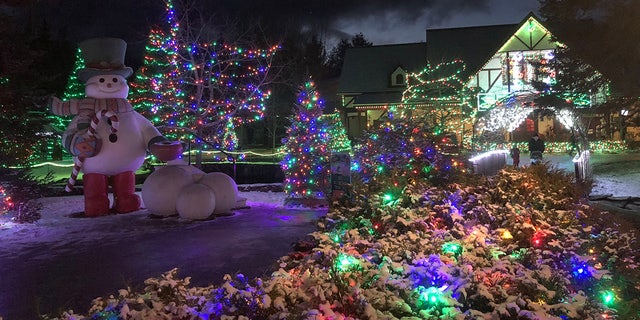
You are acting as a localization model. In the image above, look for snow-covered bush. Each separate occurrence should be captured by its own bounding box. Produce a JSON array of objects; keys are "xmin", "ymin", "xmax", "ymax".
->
[
  {"xmin": 51, "ymin": 163, "xmax": 639, "ymax": 319},
  {"xmin": 0, "ymin": 168, "xmax": 54, "ymax": 223},
  {"xmin": 351, "ymin": 118, "xmax": 464, "ymax": 192}
]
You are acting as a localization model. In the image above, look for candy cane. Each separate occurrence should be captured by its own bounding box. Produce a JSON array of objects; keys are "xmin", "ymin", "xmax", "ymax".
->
[
  {"xmin": 65, "ymin": 157, "xmax": 83, "ymax": 192},
  {"xmin": 65, "ymin": 110, "xmax": 119, "ymax": 192}
]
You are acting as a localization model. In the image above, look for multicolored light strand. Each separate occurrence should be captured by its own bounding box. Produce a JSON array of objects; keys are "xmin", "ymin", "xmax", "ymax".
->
[
  {"xmin": 130, "ymin": 0, "xmax": 278, "ymax": 152},
  {"xmin": 281, "ymin": 79, "xmax": 331, "ymax": 199}
]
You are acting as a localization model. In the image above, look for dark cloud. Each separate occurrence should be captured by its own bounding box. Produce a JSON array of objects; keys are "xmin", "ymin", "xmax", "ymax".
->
[
  {"xmin": 39, "ymin": 0, "xmax": 496, "ymax": 43},
  {"xmin": 37, "ymin": 0, "xmax": 163, "ymax": 44},
  {"xmin": 211, "ymin": 0, "xmax": 491, "ymax": 24},
  {"xmin": 33, "ymin": 0, "xmax": 536, "ymax": 65},
  {"xmin": 204, "ymin": 0, "xmax": 494, "ymax": 39}
]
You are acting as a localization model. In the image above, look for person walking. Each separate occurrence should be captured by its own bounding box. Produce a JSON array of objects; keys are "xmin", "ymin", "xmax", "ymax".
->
[
  {"xmin": 528, "ymin": 133, "xmax": 545, "ymax": 165},
  {"xmin": 510, "ymin": 146, "xmax": 520, "ymax": 168}
]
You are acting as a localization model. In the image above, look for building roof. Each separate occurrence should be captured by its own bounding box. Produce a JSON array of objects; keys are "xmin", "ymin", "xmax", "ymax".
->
[
  {"xmin": 425, "ymin": 23, "xmax": 517, "ymax": 81},
  {"xmin": 338, "ymin": 42, "xmax": 427, "ymax": 94},
  {"xmin": 337, "ymin": 13, "xmax": 549, "ymax": 108}
]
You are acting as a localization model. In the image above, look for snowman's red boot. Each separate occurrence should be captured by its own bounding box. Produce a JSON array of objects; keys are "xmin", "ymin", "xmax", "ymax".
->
[
  {"xmin": 83, "ymin": 173, "xmax": 110, "ymax": 217},
  {"xmin": 111, "ymin": 171, "xmax": 141, "ymax": 213}
]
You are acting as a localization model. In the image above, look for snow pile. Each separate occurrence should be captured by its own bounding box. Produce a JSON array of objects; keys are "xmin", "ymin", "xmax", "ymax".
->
[{"xmin": 52, "ymin": 165, "xmax": 639, "ymax": 319}]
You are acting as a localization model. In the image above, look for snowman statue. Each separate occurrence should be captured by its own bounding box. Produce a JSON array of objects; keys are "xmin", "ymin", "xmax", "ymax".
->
[{"xmin": 50, "ymin": 37, "xmax": 182, "ymax": 217}]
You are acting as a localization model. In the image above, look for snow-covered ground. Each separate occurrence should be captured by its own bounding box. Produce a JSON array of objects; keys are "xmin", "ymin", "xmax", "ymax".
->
[
  {"xmin": 0, "ymin": 187, "xmax": 323, "ymax": 319},
  {"xmin": 1, "ymin": 152, "xmax": 638, "ymax": 256},
  {"xmin": 0, "ymin": 189, "xmax": 287, "ymax": 256},
  {"xmin": 521, "ymin": 151, "xmax": 640, "ymax": 197}
]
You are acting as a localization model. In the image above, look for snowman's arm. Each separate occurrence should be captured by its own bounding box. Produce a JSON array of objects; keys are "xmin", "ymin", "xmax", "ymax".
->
[{"xmin": 136, "ymin": 113, "xmax": 168, "ymax": 150}]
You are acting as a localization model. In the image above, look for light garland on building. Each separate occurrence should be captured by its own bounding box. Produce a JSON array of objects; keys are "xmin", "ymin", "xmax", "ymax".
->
[{"xmin": 397, "ymin": 59, "xmax": 477, "ymax": 135}]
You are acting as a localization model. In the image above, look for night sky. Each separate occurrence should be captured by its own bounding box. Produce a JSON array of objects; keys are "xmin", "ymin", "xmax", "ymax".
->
[{"xmin": 33, "ymin": 0, "xmax": 539, "ymax": 65}]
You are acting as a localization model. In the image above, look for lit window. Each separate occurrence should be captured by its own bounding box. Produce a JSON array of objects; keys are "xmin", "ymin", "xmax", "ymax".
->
[{"xmin": 526, "ymin": 118, "xmax": 535, "ymax": 131}]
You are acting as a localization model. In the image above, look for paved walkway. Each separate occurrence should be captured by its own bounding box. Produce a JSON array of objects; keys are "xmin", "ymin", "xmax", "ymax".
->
[{"xmin": 0, "ymin": 206, "xmax": 326, "ymax": 319}]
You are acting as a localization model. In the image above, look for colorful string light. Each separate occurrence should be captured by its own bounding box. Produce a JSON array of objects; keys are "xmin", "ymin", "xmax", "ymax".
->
[{"xmin": 281, "ymin": 79, "xmax": 331, "ymax": 199}]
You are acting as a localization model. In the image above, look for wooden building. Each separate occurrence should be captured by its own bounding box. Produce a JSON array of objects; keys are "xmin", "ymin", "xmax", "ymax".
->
[{"xmin": 337, "ymin": 13, "xmax": 612, "ymax": 145}]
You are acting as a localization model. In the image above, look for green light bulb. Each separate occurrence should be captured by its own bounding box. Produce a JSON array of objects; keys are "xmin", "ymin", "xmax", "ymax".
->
[{"xmin": 602, "ymin": 291, "xmax": 615, "ymax": 306}]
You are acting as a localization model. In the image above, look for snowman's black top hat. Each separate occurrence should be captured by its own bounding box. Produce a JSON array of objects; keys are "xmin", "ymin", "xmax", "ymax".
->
[{"xmin": 77, "ymin": 37, "xmax": 133, "ymax": 83}]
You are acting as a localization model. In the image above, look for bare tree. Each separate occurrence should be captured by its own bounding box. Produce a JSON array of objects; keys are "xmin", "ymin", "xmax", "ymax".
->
[{"xmin": 152, "ymin": 0, "xmax": 282, "ymax": 167}]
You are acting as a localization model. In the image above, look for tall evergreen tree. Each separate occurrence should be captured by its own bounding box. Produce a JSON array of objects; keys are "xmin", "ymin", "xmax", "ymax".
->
[
  {"xmin": 539, "ymin": 0, "xmax": 640, "ymax": 97},
  {"xmin": 281, "ymin": 79, "xmax": 331, "ymax": 199},
  {"xmin": 43, "ymin": 47, "xmax": 86, "ymax": 137},
  {"xmin": 61, "ymin": 48, "xmax": 85, "ymax": 101},
  {"xmin": 530, "ymin": 45, "xmax": 608, "ymax": 150},
  {"xmin": 325, "ymin": 32, "xmax": 373, "ymax": 78},
  {"xmin": 538, "ymin": 0, "xmax": 640, "ymax": 141},
  {"xmin": 303, "ymin": 35, "xmax": 327, "ymax": 81},
  {"xmin": 129, "ymin": 27, "xmax": 175, "ymax": 116},
  {"xmin": 0, "ymin": 10, "xmax": 49, "ymax": 166}
]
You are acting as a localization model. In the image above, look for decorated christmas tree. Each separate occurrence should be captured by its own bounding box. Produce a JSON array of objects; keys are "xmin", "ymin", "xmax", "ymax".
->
[
  {"xmin": 131, "ymin": 0, "xmax": 186, "ymax": 144},
  {"xmin": 45, "ymin": 47, "xmax": 85, "ymax": 143},
  {"xmin": 140, "ymin": 0, "xmax": 277, "ymax": 162},
  {"xmin": 320, "ymin": 113, "xmax": 351, "ymax": 153},
  {"xmin": 352, "ymin": 116, "xmax": 462, "ymax": 196},
  {"xmin": 129, "ymin": 27, "xmax": 175, "ymax": 115},
  {"xmin": 281, "ymin": 79, "xmax": 331, "ymax": 200},
  {"xmin": 61, "ymin": 48, "xmax": 86, "ymax": 101}
]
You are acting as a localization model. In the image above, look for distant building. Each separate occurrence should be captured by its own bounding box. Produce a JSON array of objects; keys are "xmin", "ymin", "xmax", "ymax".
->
[{"xmin": 337, "ymin": 13, "xmax": 617, "ymax": 145}]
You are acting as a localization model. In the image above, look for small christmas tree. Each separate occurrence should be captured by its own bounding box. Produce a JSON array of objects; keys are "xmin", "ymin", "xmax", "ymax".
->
[
  {"xmin": 353, "ymin": 117, "xmax": 461, "ymax": 195},
  {"xmin": 61, "ymin": 48, "xmax": 86, "ymax": 101},
  {"xmin": 45, "ymin": 47, "xmax": 85, "ymax": 147},
  {"xmin": 320, "ymin": 113, "xmax": 351, "ymax": 153},
  {"xmin": 281, "ymin": 79, "xmax": 331, "ymax": 201}
]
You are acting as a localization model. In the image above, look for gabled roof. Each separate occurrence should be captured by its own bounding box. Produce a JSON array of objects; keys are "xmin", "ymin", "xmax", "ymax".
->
[
  {"xmin": 426, "ymin": 12, "xmax": 551, "ymax": 81},
  {"xmin": 338, "ymin": 42, "xmax": 427, "ymax": 94},
  {"xmin": 337, "ymin": 13, "xmax": 556, "ymax": 106},
  {"xmin": 425, "ymin": 23, "xmax": 517, "ymax": 80}
]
